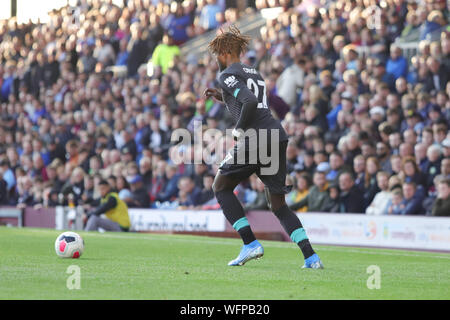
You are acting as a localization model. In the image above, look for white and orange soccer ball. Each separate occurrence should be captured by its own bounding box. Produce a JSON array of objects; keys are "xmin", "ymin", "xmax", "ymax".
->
[{"xmin": 55, "ymin": 231, "xmax": 84, "ymax": 258}]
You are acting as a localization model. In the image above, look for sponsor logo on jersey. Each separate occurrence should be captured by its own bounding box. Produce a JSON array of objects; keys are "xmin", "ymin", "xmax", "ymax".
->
[
  {"xmin": 224, "ymin": 75, "xmax": 238, "ymax": 88},
  {"xmin": 243, "ymin": 67, "xmax": 257, "ymax": 74}
]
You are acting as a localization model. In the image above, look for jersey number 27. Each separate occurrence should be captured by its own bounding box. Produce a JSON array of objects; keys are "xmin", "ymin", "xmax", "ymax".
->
[{"xmin": 247, "ymin": 78, "xmax": 268, "ymax": 109}]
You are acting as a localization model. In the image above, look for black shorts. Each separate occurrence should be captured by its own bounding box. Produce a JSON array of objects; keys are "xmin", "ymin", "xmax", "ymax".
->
[{"xmin": 219, "ymin": 136, "xmax": 291, "ymax": 195}]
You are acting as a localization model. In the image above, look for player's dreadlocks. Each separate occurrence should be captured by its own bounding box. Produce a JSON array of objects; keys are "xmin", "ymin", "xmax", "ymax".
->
[{"xmin": 208, "ymin": 25, "xmax": 251, "ymax": 56}]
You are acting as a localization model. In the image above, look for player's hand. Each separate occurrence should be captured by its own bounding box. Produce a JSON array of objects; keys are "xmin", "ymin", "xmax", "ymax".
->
[
  {"xmin": 203, "ymin": 88, "xmax": 223, "ymax": 102},
  {"xmin": 232, "ymin": 128, "xmax": 244, "ymax": 141}
]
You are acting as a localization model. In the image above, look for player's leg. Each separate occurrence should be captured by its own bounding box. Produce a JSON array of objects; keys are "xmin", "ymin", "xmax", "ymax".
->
[
  {"xmin": 85, "ymin": 215, "xmax": 100, "ymax": 231},
  {"xmin": 258, "ymin": 139, "xmax": 323, "ymax": 268},
  {"xmin": 270, "ymin": 194, "xmax": 312, "ymax": 254},
  {"xmin": 213, "ymin": 171, "xmax": 264, "ymax": 266},
  {"xmin": 268, "ymin": 191, "xmax": 323, "ymax": 268},
  {"xmin": 212, "ymin": 171, "xmax": 256, "ymax": 245},
  {"xmin": 85, "ymin": 215, "xmax": 122, "ymax": 232}
]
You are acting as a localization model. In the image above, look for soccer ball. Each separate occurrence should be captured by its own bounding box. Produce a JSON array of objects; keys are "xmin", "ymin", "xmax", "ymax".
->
[{"xmin": 55, "ymin": 231, "xmax": 84, "ymax": 258}]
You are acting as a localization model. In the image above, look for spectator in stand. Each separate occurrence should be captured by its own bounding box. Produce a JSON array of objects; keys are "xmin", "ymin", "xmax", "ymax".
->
[
  {"xmin": 31, "ymin": 153, "xmax": 49, "ymax": 182},
  {"xmin": 77, "ymin": 42, "xmax": 96, "ymax": 74},
  {"xmin": 372, "ymin": 59, "xmax": 396, "ymax": 91},
  {"xmin": 353, "ymin": 154, "xmax": 366, "ymax": 191},
  {"xmin": 337, "ymin": 171, "xmax": 366, "ymax": 213},
  {"xmin": 139, "ymin": 156, "xmax": 153, "ymax": 192},
  {"xmin": 155, "ymin": 164, "xmax": 180, "ymax": 203},
  {"xmin": 286, "ymin": 172, "xmax": 311, "ymax": 213},
  {"xmin": 364, "ymin": 157, "xmax": 381, "ymax": 206},
  {"xmin": 386, "ymin": 188, "xmax": 404, "ymax": 215},
  {"xmin": 386, "ymin": 45, "xmax": 408, "ymax": 80},
  {"xmin": 61, "ymin": 167, "xmax": 85, "ymax": 205},
  {"xmin": 420, "ymin": 10, "xmax": 446, "ymax": 41},
  {"xmin": 323, "ymin": 182, "xmax": 340, "ymax": 213},
  {"xmin": 401, "ymin": 156, "xmax": 427, "ymax": 192},
  {"xmin": 124, "ymin": 175, "xmax": 150, "ymax": 208},
  {"xmin": 117, "ymin": 176, "xmax": 132, "ymax": 201},
  {"xmin": 243, "ymin": 177, "xmax": 269, "ymax": 212},
  {"xmin": 424, "ymin": 144, "xmax": 443, "ymax": 189},
  {"xmin": 441, "ymin": 157, "xmax": 450, "ymax": 178},
  {"xmin": 431, "ymin": 177, "xmax": 450, "ymax": 216},
  {"xmin": 366, "ymin": 171, "xmax": 392, "ymax": 215},
  {"xmin": 415, "ymin": 142, "xmax": 430, "ymax": 173},
  {"xmin": 176, "ymin": 176, "xmax": 202, "ymax": 208},
  {"xmin": 376, "ymin": 141, "xmax": 393, "ymax": 173},
  {"xmin": 0, "ymin": 159, "xmax": 16, "ymax": 195},
  {"xmin": 65, "ymin": 139, "xmax": 80, "ymax": 167},
  {"xmin": 127, "ymin": 23, "xmax": 149, "ymax": 77},
  {"xmin": 115, "ymin": 38, "xmax": 129, "ymax": 67},
  {"xmin": 424, "ymin": 56, "xmax": 449, "ymax": 93},
  {"xmin": 165, "ymin": 2, "xmax": 192, "ymax": 45},
  {"xmin": 397, "ymin": 181, "xmax": 425, "ymax": 215},
  {"xmin": 0, "ymin": 168, "xmax": 8, "ymax": 205},
  {"xmin": 276, "ymin": 56, "xmax": 306, "ymax": 108},
  {"xmin": 151, "ymin": 33, "xmax": 180, "ymax": 75},
  {"xmin": 16, "ymin": 175, "xmax": 36, "ymax": 209},
  {"xmin": 327, "ymin": 151, "xmax": 347, "ymax": 183},
  {"xmin": 81, "ymin": 175, "xmax": 95, "ymax": 206},
  {"xmin": 199, "ymin": 0, "xmax": 223, "ymax": 31},
  {"xmin": 389, "ymin": 132, "xmax": 402, "ymax": 155},
  {"xmin": 197, "ymin": 172, "xmax": 215, "ymax": 206},
  {"xmin": 289, "ymin": 171, "xmax": 330, "ymax": 213}
]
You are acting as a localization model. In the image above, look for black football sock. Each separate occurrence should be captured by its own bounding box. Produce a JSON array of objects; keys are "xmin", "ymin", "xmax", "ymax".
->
[
  {"xmin": 215, "ymin": 189, "xmax": 256, "ymax": 245},
  {"xmin": 273, "ymin": 204, "xmax": 315, "ymax": 259},
  {"xmin": 297, "ymin": 239, "xmax": 315, "ymax": 259},
  {"xmin": 237, "ymin": 226, "xmax": 257, "ymax": 245}
]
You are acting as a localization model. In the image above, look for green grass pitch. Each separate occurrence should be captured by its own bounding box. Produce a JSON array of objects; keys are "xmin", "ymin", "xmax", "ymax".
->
[{"xmin": 0, "ymin": 226, "xmax": 449, "ymax": 300}]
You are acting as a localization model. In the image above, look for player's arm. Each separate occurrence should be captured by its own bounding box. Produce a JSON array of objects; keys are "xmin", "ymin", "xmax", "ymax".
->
[
  {"xmin": 219, "ymin": 73, "xmax": 258, "ymax": 132},
  {"xmin": 88, "ymin": 196, "xmax": 117, "ymax": 216}
]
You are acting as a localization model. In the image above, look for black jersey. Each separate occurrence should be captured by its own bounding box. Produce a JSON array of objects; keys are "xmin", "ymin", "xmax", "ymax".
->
[{"xmin": 218, "ymin": 62, "xmax": 288, "ymax": 141}]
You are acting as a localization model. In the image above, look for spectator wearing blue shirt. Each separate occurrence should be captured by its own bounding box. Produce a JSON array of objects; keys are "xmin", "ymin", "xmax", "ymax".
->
[
  {"xmin": 0, "ymin": 160, "xmax": 15, "ymax": 193},
  {"xmin": 420, "ymin": 10, "xmax": 446, "ymax": 41},
  {"xmin": 31, "ymin": 102, "xmax": 47, "ymax": 125},
  {"xmin": 177, "ymin": 176, "xmax": 202, "ymax": 207},
  {"xmin": 1, "ymin": 62, "xmax": 15, "ymax": 102},
  {"xmin": 199, "ymin": 0, "xmax": 223, "ymax": 31},
  {"xmin": 115, "ymin": 38, "xmax": 129, "ymax": 66},
  {"xmin": 327, "ymin": 91, "xmax": 353, "ymax": 130},
  {"xmin": 398, "ymin": 181, "xmax": 425, "ymax": 215},
  {"xmin": 386, "ymin": 45, "xmax": 408, "ymax": 80},
  {"xmin": 165, "ymin": 2, "xmax": 192, "ymax": 45},
  {"xmin": 386, "ymin": 188, "xmax": 404, "ymax": 215},
  {"xmin": 156, "ymin": 165, "xmax": 181, "ymax": 203}
]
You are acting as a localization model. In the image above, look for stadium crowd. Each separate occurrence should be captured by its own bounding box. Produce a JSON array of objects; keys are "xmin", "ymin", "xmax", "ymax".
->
[{"xmin": 0, "ymin": 0, "xmax": 449, "ymax": 216}]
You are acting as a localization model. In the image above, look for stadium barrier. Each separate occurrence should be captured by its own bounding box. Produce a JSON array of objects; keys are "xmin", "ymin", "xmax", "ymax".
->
[
  {"xmin": 127, "ymin": 209, "xmax": 450, "ymax": 252},
  {"xmin": 0, "ymin": 206, "xmax": 54, "ymax": 228},
  {"xmin": 0, "ymin": 207, "xmax": 23, "ymax": 227},
  {"xmin": 1, "ymin": 206, "xmax": 449, "ymax": 252}
]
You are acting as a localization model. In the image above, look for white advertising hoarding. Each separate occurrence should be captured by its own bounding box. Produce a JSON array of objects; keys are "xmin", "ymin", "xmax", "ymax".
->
[
  {"xmin": 298, "ymin": 213, "xmax": 450, "ymax": 252},
  {"xmin": 126, "ymin": 209, "xmax": 450, "ymax": 252},
  {"xmin": 129, "ymin": 209, "xmax": 226, "ymax": 232}
]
